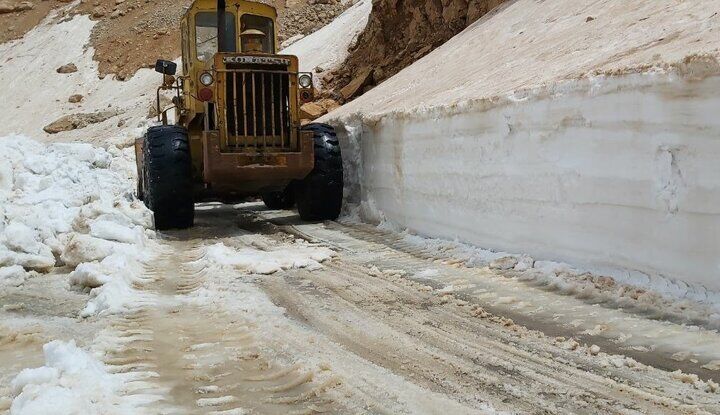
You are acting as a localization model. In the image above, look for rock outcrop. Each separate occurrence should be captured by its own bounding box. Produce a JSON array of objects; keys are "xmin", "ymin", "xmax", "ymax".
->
[{"xmin": 331, "ymin": 0, "xmax": 506, "ymax": 99}]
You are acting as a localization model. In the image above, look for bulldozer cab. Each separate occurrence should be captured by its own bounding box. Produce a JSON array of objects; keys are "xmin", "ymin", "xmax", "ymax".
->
[
  {"xmin": 168, "ymin": 0, "xmax": 315, "ymax": 153},
  {"xmin": 191, "ymin": 6, "xmax": 275, "ymax": 62}
]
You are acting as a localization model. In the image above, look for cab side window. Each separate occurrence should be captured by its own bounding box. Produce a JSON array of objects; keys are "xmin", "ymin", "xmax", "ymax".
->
[{"xmin": 195, "ymin": 11, "xmax": 237, "ymax": 61}]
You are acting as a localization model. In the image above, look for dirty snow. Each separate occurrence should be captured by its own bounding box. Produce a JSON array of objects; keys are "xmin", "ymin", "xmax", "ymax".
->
[
  {"xmin": 8, "ymin": 340, "xmax": 154, "ymax": 415},
  {"xmin": 367, "ymin": 223, "xmax": 720, "ymax": 325},
  {"xmin": 326, "ymin": 0, "xmax": 720, "ymax": 119}
]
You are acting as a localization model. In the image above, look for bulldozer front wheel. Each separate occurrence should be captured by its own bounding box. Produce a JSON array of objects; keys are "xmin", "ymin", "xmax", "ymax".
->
[
  {"xmin": 143, "ymin": 125, "xmax": 194, "ymax": 230},
  {"xmin": 295, "ymin": 123, "xmax": 343, "ymax": 221},
  {"xmin": 262, "ymin": 187, "xmax": 295, "ymax": 210}
]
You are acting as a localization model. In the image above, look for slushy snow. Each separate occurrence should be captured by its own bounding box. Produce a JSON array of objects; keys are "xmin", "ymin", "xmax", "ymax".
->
[
  {"xmin": 9, "ymin": 340, "xmax": 156, "ymax": 415},
  {"xmin": 204, "ymin": 242, "xmax": 336, "ymax": 275}
]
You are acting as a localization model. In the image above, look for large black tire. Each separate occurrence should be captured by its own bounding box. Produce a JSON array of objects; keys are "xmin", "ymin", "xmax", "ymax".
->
[
  {"xmin": 295, "ymin": 123, "xmax": 343, "ymax": 221},
  {"xmin": 142, "ymin": 125, "xmax": 194, "ymax": 230},
  {"xmin": 262, "ymin": 186, "xmax": 295, "ymax": 210}
]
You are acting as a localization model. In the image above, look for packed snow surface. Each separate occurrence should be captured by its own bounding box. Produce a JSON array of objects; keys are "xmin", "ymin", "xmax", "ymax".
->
[{"xmin": 324, "ymin": 0, "xmax": 720, "ymax": 297}]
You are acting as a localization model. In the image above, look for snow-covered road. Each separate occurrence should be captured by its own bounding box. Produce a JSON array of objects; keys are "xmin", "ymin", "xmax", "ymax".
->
[
  {"xmin": 5, "ymin": 201, "xmax": 719, "ymax": 414},
  {"xmin": 1, "ymin": 0, "xmax": 719, "ymax": 413}
]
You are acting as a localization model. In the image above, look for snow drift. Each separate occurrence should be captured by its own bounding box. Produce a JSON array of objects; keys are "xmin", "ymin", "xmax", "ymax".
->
[
  {"xmin": 322, "ymin": 0, "xmax": 720, "ymax": 297},
  {"xmin": 9, "ymin": 340, "xmax": 157, "ymax": 415}
]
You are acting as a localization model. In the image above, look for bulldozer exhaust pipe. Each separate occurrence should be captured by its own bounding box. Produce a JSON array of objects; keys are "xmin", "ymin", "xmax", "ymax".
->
[{"xmin": 217, "ymin": 0, "xmax": 228, "ymax": 52}]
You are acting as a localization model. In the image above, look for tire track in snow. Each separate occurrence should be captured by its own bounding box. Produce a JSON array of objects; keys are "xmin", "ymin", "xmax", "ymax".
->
[
  {"xmin": 236, "ymin": 208, "xmax": 720, "ymax": 414},
  {"xmin": 261, "ymin": 255, "xmax": 720, "ymax": 414},
  {"xmin": 101, "ymin": 240, "xmax": 348, "ymax": 414},
  {"xmin": 296, "ymin": 220, "xmax": 720, "ymax": 378}
]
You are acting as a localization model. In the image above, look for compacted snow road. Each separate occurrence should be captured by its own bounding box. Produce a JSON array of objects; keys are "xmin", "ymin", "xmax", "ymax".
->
[{"xmin": 80, "ymin": 203, "xmax": 719, "ymax": 415}]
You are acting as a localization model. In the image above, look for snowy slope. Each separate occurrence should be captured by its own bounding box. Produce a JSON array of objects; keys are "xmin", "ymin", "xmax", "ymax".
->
[
  {"xmin": 281, "ymin": 0, "xmax": 371, "ymax": 86},
  {"xmin": 0, "ymin": 12, "xmax": 160, "ymax": 147},
  {"xmin": 322, "ymin": 0, "xmax": 720, "ymax": 298},
  {"xmin": 326, "ymin": 0, "xmax": 720, "ymax": 119}
]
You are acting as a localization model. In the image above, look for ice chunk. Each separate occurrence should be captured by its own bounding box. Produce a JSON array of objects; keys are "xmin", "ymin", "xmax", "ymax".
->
[
  {"xmin": 8, "ymin": 340, "xmax": 147, "ymax": 414},
  {"xmin": 61, "ymin": 234, "xmax": 125, "ymax": 267},
  {"xmin": 89, "ymin": 220, "xmax": 139, "ymax": 244},
  {"xmin": 204, "ymin": 242, "xmax": 336, "ymax": 275},
  {"xmin": 69, "ymin": 262, "xmax": 110, "ymax": 289},
  {"xmin": 0, "ymin": 265, "xmax": 27, "ymax": 286}
]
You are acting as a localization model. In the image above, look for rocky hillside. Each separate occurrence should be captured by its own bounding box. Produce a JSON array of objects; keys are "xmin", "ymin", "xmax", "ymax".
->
[
  {"xmin": 0, "ymin": 0, "xmax": 350, "ymax": 80},
  {"xmin": 328, "ymin": 0, "xmax": 505, "ymax": 100}
]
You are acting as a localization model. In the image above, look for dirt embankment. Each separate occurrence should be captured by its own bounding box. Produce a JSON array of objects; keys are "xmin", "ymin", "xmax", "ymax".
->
[
  {"xmin": 328, "ymin": 0, "xmax": 506, "ymax": 101},
  {"xmin": 75, "ymin": 0, "xmax": 351, "ymax": 80},
  {"xmin": 0, "ymin": 0, "xmax": 71, "ymax": 44},
  {"xmin": 0, "ymin": 0, "xmax": 349, "ymax": 80}
]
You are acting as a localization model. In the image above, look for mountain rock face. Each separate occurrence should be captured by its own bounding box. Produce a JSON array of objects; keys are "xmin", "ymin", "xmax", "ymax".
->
[{"xmin": 332, "ymin": 0, "xmax": 506, "ymax": 98}]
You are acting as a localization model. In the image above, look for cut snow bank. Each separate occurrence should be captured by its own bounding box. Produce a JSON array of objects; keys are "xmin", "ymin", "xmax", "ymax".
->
[
  {"xmin": 281, "ymin": 0, "xmax": 371, "ymax": 87},
  {"xmin": 336, "ymin": 70, "xmax": 720, "ymax": 301},
  {"xmin": 322, "ymin": 0, "xmax": 720, "ymax": 299}
]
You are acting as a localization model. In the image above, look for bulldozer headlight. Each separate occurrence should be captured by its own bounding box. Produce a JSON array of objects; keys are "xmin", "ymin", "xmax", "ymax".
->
[
  {"xmin": 200, "ymin": 72, "xmax": 214, "ymax": 86},
  {"xmin": 298, "ymin": 73, "xmax": 312, "ymax": 89}
]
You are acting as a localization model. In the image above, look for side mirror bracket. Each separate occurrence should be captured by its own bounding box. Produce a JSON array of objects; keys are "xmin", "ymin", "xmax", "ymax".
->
[{"xmin": 154, "ymin": 59, "xmax": 177, "ymax": 75}]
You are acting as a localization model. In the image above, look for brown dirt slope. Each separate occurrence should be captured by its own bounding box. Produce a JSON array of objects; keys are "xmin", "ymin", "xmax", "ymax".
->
[
  {"xmin": 0, "ymin": 0, "xmax": 349, "ymax": 80},
  {"xmin": 76, "ymin": 0, "xmax": 350, "ymax": 80},
  {"xmin": 0, "ymin": 0, "xmax": 72, "ymax": 45},
  {"xmin": 330, "ymin": 0, "xmax": 506, "ymax": 100}
]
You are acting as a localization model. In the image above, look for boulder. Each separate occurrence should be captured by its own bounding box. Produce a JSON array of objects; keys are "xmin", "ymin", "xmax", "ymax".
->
[
  {"xmin": 0, "ymin": 1, "xmax": 33, "ymax": 13},
  {"xmin": 43, "ymin": 110, "xmax": 119, "ymax": 134},
  {"xmin": 0, "ymin": 2, "xmax": 13, "ymax": 13},
  {"xmin": 340, "ymin": 68, "xmax": 373, "ymax": 100},
  {"xmin": 68, "ymin": 94, "xmax": 84, "ymax": 103},
  {"xmin": 317, "ymin": 98, "xmax": 341, "ymax": 113},
  {"xmin": 300, "ymin": 101, "xmax": 327, "ymax": 119},
  {"xmin": 56, "ymin": 63, "xmax": 78, "ymax": 74},
  {"xmin": 92, "ymin": 5, "xmax": 106, "ymax": 17}
]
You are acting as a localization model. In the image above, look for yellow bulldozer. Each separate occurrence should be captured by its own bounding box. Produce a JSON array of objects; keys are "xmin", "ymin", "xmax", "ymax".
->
[{"xmin": 135, "ymin": 0, "xmax": 343, "ymax": 230}]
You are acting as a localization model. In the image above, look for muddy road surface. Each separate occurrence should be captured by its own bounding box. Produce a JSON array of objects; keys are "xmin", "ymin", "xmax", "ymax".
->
[{"xmin": 2, "ymin": 203, "xmax": 719, "ymax": 414}]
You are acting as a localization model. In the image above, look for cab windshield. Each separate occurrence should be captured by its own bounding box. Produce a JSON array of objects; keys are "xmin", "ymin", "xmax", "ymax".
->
[
  {"xmin": 240, "ymin": 15, "xmax": 274, "ymax": 53},
  {"xmin": 195, "ymin": 11, "xmax": 237, "ymax": 61}
]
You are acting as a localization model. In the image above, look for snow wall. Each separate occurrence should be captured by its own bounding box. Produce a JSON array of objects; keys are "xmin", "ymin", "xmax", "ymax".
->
[{"xmin": 330, "ymin": 70, "xmax": 720, "ymax": 292}]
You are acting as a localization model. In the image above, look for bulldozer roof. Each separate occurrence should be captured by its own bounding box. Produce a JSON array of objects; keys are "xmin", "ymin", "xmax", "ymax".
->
[{"xmin": 186, "ymin": 0, "xmax": 278, "ymax": 16}]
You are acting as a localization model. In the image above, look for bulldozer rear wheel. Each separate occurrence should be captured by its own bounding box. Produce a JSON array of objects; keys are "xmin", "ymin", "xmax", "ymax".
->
[
  {"xmin": 295, "ymin": 123, "xmax": 343, "ymax": 221},
  {"xmin": 143, "ymin": 125, "xmax": 194, "ymax": 230},
  {"xmin": 262, "ymin": 187, "xmax": 295, "ymax": 210},
  {"xmin": 136, "ymin": 177, "xmax": 144, "ymax": 201}
]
